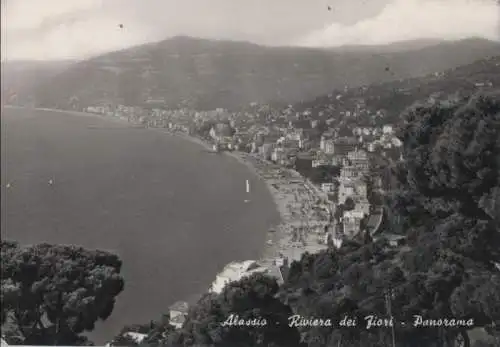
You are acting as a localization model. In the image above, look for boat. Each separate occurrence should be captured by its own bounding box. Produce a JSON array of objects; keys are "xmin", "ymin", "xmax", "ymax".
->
[{"xmin": 244, "ymin": 179, "xmax": 250, "ymax": 203}]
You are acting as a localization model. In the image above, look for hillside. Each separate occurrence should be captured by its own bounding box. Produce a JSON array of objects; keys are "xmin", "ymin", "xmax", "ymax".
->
[
  {"xmin": 326, "ymin": 38, "xmax": 446, "ymax": 53},
  {"xmin": 17, "ymin": 36, "xmax": 500, "ymax": 111},
  {"xmin": 289, "ymin": 55, "xmax": 500, "ymax": 126},
  {"xmin": 1, "ymin": 60, "xmax": 76, "ymax": 103}
]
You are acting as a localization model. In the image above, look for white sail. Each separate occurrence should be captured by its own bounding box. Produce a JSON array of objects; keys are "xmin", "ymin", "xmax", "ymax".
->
[{"xmin": 246, "ymin": 180, "xmax": 250, "ymax": 193}]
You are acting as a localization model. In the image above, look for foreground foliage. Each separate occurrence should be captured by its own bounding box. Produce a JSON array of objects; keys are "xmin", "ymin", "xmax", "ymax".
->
[{"xmin": 1, "ymin": 241, "xmax": 124, "ymax": 345}]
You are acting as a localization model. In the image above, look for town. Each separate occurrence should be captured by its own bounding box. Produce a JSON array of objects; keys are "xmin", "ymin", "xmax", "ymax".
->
[{"xmin": 83, "ymin": 93, "xmax": 409, "ymax": 339}]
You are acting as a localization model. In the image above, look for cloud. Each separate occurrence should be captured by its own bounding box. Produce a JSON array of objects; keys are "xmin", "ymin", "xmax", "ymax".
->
[
  {"xmin": 1, "ymin": 0, "xmax": 152, "ymax": 61},
  {"xmin": 2, "ymin": 0, "xmax": 498, "ymax": 60},
  {"xmin": 296, "ymin": 0, "xmax": 500, "ymax": 47}
]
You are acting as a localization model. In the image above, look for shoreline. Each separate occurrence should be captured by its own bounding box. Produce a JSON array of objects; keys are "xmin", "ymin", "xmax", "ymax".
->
[{"xmin": 3, "ymin": 106, "xmax": 330, "ymax": 266}]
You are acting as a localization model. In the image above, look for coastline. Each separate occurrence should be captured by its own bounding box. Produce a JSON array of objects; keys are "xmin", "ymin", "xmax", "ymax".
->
[{"xmin": 3, "ymin": 106, "xmax": 329, "ymax": 266}]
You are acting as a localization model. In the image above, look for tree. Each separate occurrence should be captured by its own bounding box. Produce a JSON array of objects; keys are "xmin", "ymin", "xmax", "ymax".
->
[
  {"xmin": 384, "ymin": 93, "xmax": 500, "ymax": 338},
  {"xmin": 389, "ymin": 93, "xmax": 499, "ymax": 233},
  {"xmin": 278, "ymin": 93, "xmax": 500, "ymax": 347},
  {"xmin": 172, "ymin": 273, "xmax": 304, "ymax": 347},
  {"xmin": 344, "ymin": 197, "xmax": 356, "ymax": 211},
  {"xmin": 308, "ymin": 165, "xmax": 341, "ymax": 184},
  {"xmin": 1, "ymin": 240, "xmax": 124, "ymax": 345},
  {"xmin": 111, "ymin": 333, "xmax": 140, "ymax": 346}
]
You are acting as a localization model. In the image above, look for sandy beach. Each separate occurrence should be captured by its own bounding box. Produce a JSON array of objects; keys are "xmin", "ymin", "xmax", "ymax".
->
[{"xmin": 225, "ymin": 151, "xmax": 331, "ymax": 261}]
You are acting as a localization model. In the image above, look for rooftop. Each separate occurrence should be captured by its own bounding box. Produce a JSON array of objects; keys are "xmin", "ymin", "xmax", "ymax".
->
[
  {"xmin": 123, "ymin": 332, "xmax": 148, "ymax": 344},
  {"xmin": 169, "ymin": 301, "xmax": 189, "ymax": 313}
]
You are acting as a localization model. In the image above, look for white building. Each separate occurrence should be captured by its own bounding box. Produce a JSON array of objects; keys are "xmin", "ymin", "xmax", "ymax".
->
[
  {"xmin": 355, "ymin": 199, "xmax": 371, "ymax": 215},
  {"xmin": 321, "ymin": 183, "xmax": 335, "ymax": 193},
  {"xmin": 383, "ymin": 124, "xmax": 394, "ymax": 135},
  {"xmin": 106, "ymin": 332, "xmax": 148, "ymax": 346},
  {"xmin": 343, "ymin": 210, "xmax": 366, "ymax": 238},
  {"xmin": 340, "ymin": 166, "xmax": 360, "ymax": 180},
  {"xmin": 169, "ymin": 301, "xmax": 189, "ymax": 329},
  {"xmin": 338, "ymin": 181, "xmax": 356, "ymax": 204},
  {"xmin": 323, "ymin": 139, "xmax": 336, "ymax": 154},
  {"xmin": 391, "ymin": 137, "xmax": 403, "ymax": 147},
  {"xmin": 347, "ymin": 149, "xmax": 368, "ymax": 163}
]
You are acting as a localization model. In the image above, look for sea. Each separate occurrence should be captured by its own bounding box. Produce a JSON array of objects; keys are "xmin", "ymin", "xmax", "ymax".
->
[{"xmin": 0, "ymin": 107, "xmax": 280, "ymax": 343}]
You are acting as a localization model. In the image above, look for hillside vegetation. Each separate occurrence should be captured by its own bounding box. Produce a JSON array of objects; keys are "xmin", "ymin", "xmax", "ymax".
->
[
  {"xmin": 288, "ymin": 55, "xmax": 500, "ymax": 126},
  {"xmin": 16, "ymin": 36, "xmax": 500, "ymax": 110},
  {"xmin": 1, "ymin": 60, "xmax": 75, "ymax": 102}
]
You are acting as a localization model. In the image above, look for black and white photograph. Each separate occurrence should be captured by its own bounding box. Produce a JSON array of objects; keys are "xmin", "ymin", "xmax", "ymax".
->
[{"xmin": 1, "ymin": 0, "xmax": 499, "ymax": 346}]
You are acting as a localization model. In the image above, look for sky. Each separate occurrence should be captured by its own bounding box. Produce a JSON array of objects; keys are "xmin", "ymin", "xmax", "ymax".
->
[{"xmin": 1, "ymin": 0, "xmax": 499, "ymax": 61}]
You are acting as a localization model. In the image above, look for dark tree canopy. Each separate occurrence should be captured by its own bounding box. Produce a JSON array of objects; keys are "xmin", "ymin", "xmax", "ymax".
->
[
  {"xmin": 344, "ymin": 197, "xmax": 356, "ymax": 211},
  {"xmin": 307, "ymin": 165, "xmax": 341, "ymax": 185},
  {"xmin": 278, "ymin": 93, "xmax": 500, "ymax": 346},
  {"xmin": 117, "ymin": 273, "xmax": 304, "ymax": 347},
  {"xmin": 169, "ymin": 273, "xmax": 303, "ymax": 347},
  {"xmin": 1, "ymin": 241, "xmax": 124, "ymax": 345}
]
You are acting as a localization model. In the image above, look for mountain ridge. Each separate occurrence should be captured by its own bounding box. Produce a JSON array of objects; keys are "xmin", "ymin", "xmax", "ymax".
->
[{"xmin": 9, "ymin": 36, "xmax": 500, "ymax": 110}]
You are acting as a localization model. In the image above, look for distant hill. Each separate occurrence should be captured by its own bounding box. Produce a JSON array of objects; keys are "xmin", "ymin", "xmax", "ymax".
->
[
  {"xmin": 1, "ymin": 60, "xmax": 76, "ymax": 103},
  {"xmin": 289, "ymin": 55, "xmax": 500, "ymax": 125},
  {"xmin": 15, "ymin": 36, "xmax": 500, "ymax": 111}
]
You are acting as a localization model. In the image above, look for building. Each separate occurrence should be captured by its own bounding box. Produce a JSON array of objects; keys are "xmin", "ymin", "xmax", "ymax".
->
[
  {"xmin": 320, "ymin": 138, "xmax": 336, "ymax": 154},
  {"xmin": 106, "ymin": 332, "xmax": 148, "ymax": 346},
  {"xmin": 347, "ymin": 149, "xmax": 368, "ymax": 163},
  {"xmin": 169, "ymin": 301, "xmax": 189, "ymax": 329},
  {"xmin": 338, "ymin": 180, "xmax": 356, "ymax": 204},
  {"xmin": 209, "ymin": 260, "xmax": 261, "ymax": 294},
  {"xmin": 365, "ymin": 211, "xmax": 384, "ymax": 235},
  {"xmin": 312, "ymin": 158, "xmax": 331, "ymax": 168},
  {"xmin": 367, "ymin": 142, "xmax": 377, "ymax": 152},
  {"xmin": 338, "ymin": 177, "xmax": 368, "ymax": 205},
  {"xmin": 340, "ymin": 166, "xmax": 359, "ymax": 180},
  {"xmin": 355, "ymin": 198, "xmax": 370, "ymax": 215},
  {"xmin": 354, "ymin": 181, "xmax": 368, "ymax": 198},
  {"xmin": 392, "ymin": 137, "xmax": 403, "ymax": 147},
  {"xmin": 259, "ymin": 143, "xmax": 275, "ymax": 160},
  {"xmin": 343, "ymin": 210, "xmax": 366, "ymax": 238},
  {"xmin": 321, "ymin": 183, "xmax": 335, "ymax": 193},
  {"xmin": 347, "ymin": 149, "xmax": 369, "ymax": 173},
  {"xmin": 376, "ymin": 233, "xmax": 406, "ymax": 247},
  {"xmin": 383, "ymin": 124, "xmax": 394, "ymax": 135}
]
